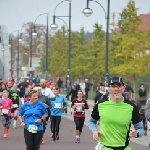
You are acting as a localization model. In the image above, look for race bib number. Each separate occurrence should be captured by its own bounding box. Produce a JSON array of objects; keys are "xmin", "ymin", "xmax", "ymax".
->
[
  {"xmin": 76, "ymin": 106, "xmax": 82, "ymax": 112},
  {"xmin": 2, "ymin": 109, "xmax": 9, "ymax": 114},
  {"xmin": 54, "ymin": 103, "xmax": 62, "ymax": 108},
  {"xmin": 13, "ymin": 104, "xmax": 18, "ymax": 108},
  {"xmin": 28, "ymin": 125, "xmax": 38, "ymax": 133},
  {"xmin": 95, "ymin": 143, "xmax": 104, "ymax": 150}
]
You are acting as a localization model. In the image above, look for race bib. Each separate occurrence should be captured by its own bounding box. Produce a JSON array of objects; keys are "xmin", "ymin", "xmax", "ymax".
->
[
  {"xmin": 28, "ymin": 125, "xmax": 38, "ymax": 133},
  {"xmin": 13, "ymin": 104, "xmax": 18, "ymax": 108},
  {"xmin": 76, "ymin": 106, "xmax": 82, "ymax": 112},
  {"xmin": 95, "ymin": 143, "xmax": 104, "ymax": 150},
  {"xmin": 2, "ymin": 109, "xmax": 9, "ymax": 114},
  {"xmin": 54, "ymin": 103, "xmax": 62, "ymax": 108}
]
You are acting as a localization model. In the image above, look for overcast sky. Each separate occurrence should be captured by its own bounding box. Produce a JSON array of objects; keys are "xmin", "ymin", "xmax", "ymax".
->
[{"xmin": 0, "ymin": 0, "xmax": 150, "ymax": 35}]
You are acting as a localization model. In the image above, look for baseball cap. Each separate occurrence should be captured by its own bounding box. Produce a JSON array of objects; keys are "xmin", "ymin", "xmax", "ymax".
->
[{"xmin": 108, "ymin": 76, "xmax": 124, "ymax": 86}]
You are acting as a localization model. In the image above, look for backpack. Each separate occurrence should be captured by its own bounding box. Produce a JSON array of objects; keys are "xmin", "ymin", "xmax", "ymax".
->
[{"xmin": 139, "ymin": 105, "xmax": 146, "ymax": 114}]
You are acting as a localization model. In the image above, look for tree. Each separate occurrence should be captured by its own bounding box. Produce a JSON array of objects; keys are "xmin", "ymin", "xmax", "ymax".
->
[
  {"xmin": 109, "ymin": 0, "xmax": 150, "ymax": 77},
  {"xmin": 49, "ymin": 26, "xmax": 67, "ymax": 76}
]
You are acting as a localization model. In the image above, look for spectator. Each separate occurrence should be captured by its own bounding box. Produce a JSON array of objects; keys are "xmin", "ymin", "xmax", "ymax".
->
[
  {"xmin": 85, "ymin": 79, "xmax": 93, "ymax": 100},
  {"xmin": 139, "ymin": 84, "xmax": 147, "ymax": 98},
  {"xmin": 74, "ymin": 79, "xmax": 80, "ymax": 91},
  {"xmin": 79, "ymin": 80, "xmax": 85, "ymax": 97},
  {"xmin": 57, "ymin": 78, "xmax": 63, "ymax": 88},
  {"xmin": 94, "ymin": 86, "xmax": 107, "ymax": 104},
  {"xmin": 35, "ymin": 75, "xmax": 40, "ymax": 85}
]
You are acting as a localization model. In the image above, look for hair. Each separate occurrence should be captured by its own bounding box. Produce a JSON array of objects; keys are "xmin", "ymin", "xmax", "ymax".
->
[
  {"xmin": 77, "ymin": 90, "xmax": 83, "ymax": 94},
  {"xmin": 2, "ymin": 90, "xmax": 9, "ymax": 94},
  {"xmin": 55, "ymin": 87, "xmax": 59, "ymax": 90},
  {"xmin": 28, "ymin": 90, "xmax": 37, "ymax": 98}
]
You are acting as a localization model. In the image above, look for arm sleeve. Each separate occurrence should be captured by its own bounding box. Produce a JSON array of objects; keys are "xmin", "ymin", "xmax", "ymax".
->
[
  {"xmin": 133, "ymin": 121, "xmax": 144, "ymax": 138},
  {"xmin": 88, "ymin": 116, "xmax": 98, "ymax": 133}
]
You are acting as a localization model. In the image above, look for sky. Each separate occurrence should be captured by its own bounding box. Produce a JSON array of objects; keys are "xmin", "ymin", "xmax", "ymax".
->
[{"xmin": 0, "ymin": 0, "xmax": 150, "ymax": 35}]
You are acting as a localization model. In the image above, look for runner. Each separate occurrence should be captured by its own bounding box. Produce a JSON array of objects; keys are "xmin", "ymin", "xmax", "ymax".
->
[
  {"xmin": 71, "ymin": 90, "xmax": 89, "ymax": 143},
  {"xmin": 50, "ymin": 87, "xmax": 66, "ymax": 142},
  {"xmin": 0, "ymin": 90, "xmax": 13, "ymax": 138},
  {"xmin": 18, "ymin": 90, "xmax": 48, "ymax": 150},
  {"xmin": 88, "ymin": 76, "xmax": 144, "ymax": 150},
  {"xmin": 34, "ymin": 86, "xmax": 51, "ymax": 144},
  {"xmin": 9, "ymin": 83, "xmax": 20, "ymax": 128}
]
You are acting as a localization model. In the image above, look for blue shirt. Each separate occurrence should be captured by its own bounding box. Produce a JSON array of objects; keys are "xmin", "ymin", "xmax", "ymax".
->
[
  {"xmin": 50, "ymin": 95, "xmax": 65, "ymax": 116},
  {"xmin": 18, "ymin": 101, "xmax": 48, "ymax": 131}
]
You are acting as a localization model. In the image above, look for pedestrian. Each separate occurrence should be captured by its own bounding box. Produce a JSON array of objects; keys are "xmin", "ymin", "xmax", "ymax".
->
[
  {"xmin": 57, "ymin": 78, "xmax": 63, "ymax": 88},
  {"xmin": 35, "ymin": 75, "xmax": 40, "ymax": 85},
  {"xmin": 145, "ymin": 98, "xmax": 150, "ymax": 147},
  {"xmin": 9, "ymin": 83, "xmax": 20, "ymax": 128},
  {"xmin": 50, "ymin": 87, "xmax": 66, "ymax": 142},
  {"xmin": 94, "ymin": 85, "xmax": 107, "ymax": 104},
  {"xmin": 137, "ymin": 95, "xmax": 147, "ymax": 136},
  {"xmin": 18, "ymin": 90, "xmax": 48, "ymax": 150},
  {"xmin": 88, "ymin": 76, "xmax": 144, "ymax": 150},
  {"xmin": 139, "ymin": 84, "xmax": 147, "ymax": 98},
  {"xmin": 0, "ymin": 90, "xmax": 13, "ymax": 138},
  {"xmin": 71, "ymin": 90, "xmax": 89, "ymax": 143},
  {"xmin": 85, "ymin": 79, "xmax": 93, "ymax": 100},
  {"xmin": 79, "ymin": 80, "xmax": 85, "ymax": 97},
  {"xmin": 66, "ymin": 85, "xmax": 78, "ymax": 114}
]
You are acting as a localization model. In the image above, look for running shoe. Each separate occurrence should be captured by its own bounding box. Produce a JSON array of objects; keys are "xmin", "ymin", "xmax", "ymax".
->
[
  {"xmin": 41, "ymin": 138, "xmax": 45, "ymax": 144},
  {"xmin": 13, "ymin": 125, "xmax": 16, "ymax": 129},
  {"xmin": 3, "ymin": 134, "xmax": 7, "ymax": 138},
  {"xmin": 75, "ymin": 138, "xmax": 80, "ymax": 143},
  {"xmin": 56, "ymin": 134, "xmax": 59, "ymax": 140},
  {"xmin": 6, "ymin": 130, "xmax": 9, "ymax": 136}
]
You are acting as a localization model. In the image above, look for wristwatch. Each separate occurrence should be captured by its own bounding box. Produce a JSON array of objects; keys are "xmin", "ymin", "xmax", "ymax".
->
[{"xmin": 41, "ymin": 118, "xmax": 44, "ymax": 122}]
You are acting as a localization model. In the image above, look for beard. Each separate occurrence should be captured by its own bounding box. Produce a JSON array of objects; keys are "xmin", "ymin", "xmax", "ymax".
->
[{"xmin": 41, "ymin": 83, "xmax": 46, "ymax": 89}]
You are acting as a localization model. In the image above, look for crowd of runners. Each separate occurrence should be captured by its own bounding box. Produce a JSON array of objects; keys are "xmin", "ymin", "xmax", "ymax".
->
[{"xmin": 1, "ymin": 76, "xmax": 150, "ymax": 150}]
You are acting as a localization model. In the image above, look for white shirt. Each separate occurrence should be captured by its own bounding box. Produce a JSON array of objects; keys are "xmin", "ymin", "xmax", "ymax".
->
[
  {"xmin": 79, "ymin": 82, "xmax": 86, "ymax": 95},
  {"xmin": 41, "ymin": 88, "xmax": 55, "ymax": 97}
]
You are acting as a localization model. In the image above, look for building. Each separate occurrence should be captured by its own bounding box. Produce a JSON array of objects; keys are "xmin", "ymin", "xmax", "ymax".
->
[
  {"xmin": 0, "ymin": 25, "xmax": 11, "ymax": 79},
  {"xmin": 114, "ymin": 13, "xmax": 150, "ymax": 32}
]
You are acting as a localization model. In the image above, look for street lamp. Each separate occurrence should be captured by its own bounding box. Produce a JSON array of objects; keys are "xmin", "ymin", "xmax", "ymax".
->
[
  {"xmin": 32, "ymin": 13, "xmax": 49, "ymax": 80},
  {"xmin": 83, "ymin": 0, "xmax": 110, "ymax": 84},
  {"xmin": 19, "ymin": 23, "xmax": 34, "ymax": 79},
  {"xmin": 51, "ymin": 0, "xmax": 71, "ymax": 98}
]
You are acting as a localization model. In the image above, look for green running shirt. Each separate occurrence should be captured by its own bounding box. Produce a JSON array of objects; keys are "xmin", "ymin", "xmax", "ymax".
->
[{"xmin": 91, "ymin": 97, "xmax": 141, "ymax": 149}]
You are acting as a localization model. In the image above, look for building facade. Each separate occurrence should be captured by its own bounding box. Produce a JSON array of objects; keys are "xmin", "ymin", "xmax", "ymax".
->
[{"xmin": 0, "ymin": 25, "xmax": 11, "ymax": 79}]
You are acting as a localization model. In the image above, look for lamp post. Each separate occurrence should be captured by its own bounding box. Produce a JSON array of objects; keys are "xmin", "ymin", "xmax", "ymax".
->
[
  {"xmin": 19, "ymin": 23, "xmax": 34, "ymax": 80},
  {"xmin": 51, "ymin": 0, "xmax": 71, "ymax": 97},
  {"xmin": 8, "ymin": 37, "xmax": 13, "ymax": 77},
  {"xmin": 83, "ymin": 0, "xmax": 110, "ymax": 84},
  {"xmin": 32, "ymin": 13, "xmax": 49, "ymax": 80}
]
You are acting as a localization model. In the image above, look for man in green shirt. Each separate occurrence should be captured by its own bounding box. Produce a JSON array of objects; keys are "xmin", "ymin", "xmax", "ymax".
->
[{"xmin": 88, "ymin": 76, "xmax": 144, "ymax": 150}]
